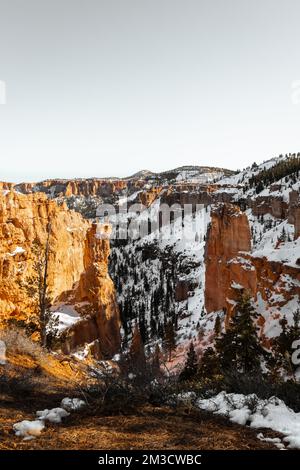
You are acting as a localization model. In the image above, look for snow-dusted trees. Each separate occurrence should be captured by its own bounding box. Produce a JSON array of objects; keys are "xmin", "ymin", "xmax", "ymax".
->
[{"xmin": 270, "ymin": 310, "xmax": 300, "ymax": 380}]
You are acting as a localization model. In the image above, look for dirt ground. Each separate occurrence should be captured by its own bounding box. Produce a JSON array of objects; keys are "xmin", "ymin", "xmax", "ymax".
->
[{"xmin": 0, "ymin": 397, "xmax": 283, "ymax": 450}]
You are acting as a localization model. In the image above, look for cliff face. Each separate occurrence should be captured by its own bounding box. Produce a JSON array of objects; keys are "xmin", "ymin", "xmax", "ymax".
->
[
  {"xmin": 204, "ymin": 203, "xmax": 300, "ymax": 330},
  {"xmin": 65, "ymin": 223, "xmax": 121, "ymax": 358},
  {"xmin": 14, "ymin": 179, "xmax": 128, "ymax": 199},
  {"xmin": 0, "ymin": 191, "xmax": 120, "ymax": 358},
  {"xmin": 204, "ymin": 204, "xmax": 252, "ymax": 315}
]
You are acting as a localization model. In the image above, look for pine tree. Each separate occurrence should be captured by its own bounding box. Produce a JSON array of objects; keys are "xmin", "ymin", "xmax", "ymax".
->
[
  {"xmin": 214, "ymin": 315, "xmax": 222, "ymax": 337},
  {"xmin": 163, "ymin": 321, "xmax": 176, "ymax": 361},
  {"xmin": 179, "ymin": 342, "xmax": 198, "ymax": 381},
  {"xmin": 129, "ymin": 325, "xmax": 146, "ymax": 374},
  {"xmin": 19, "ymin": 223, "xmax": 52, "ymax": 347},
  {"xmin": 151, "ymin": 344, "xmax": 161, "ymax": 376},
  {"xmin": 215, "ymin": 292, "xmax": 264, "ymax": 374},
  {"xmin": 198, "ymin": 347, "xmax": 220, "ymax": 378}
]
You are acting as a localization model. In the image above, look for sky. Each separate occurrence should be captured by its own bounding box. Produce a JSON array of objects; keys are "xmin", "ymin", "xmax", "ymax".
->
[{"xmin": 1, "ymin": 0, "xmax": 300, "ymax": 182}]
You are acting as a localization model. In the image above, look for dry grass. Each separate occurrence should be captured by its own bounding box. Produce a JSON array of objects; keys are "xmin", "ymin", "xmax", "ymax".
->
[{"xmin": 0, "ymin": 401, "xmax": 282, "ymax": 450}]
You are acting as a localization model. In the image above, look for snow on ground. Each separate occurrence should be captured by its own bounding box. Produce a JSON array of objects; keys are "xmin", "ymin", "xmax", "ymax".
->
[
  {"xmin": 36, "ymin": 407, "xmax": 70, "ymax": 424},
  {"xmin": 257, "ymin": 432, "xmax": 285, "ymax": 450},
  {"xmin": 111, "ymin": 203, "xmax": 211, "ymax": 344},
  {"xmin": 48, "ymin": 304, "xmax": 82, "ymax": 334},
  {"xmin": 13, "ymin": 397, "xmax": 86, "ymax": 440},
  {"xmin": 61, "ymin": 397, "xmax": 85, "ymax": 411},
  {"xmin": 13, "ymin": 420, "xmax": 45, "ymax": 440},
  {"xmin": 255, "ymin": 293, "xmax": 300, "ymax": 339},
  {"xmin": 252, "ymin": 238, "xmax": 300, "ymax": 268},
  {"xmin": 246, "ymin": 208, "xmax": 300, "ymax": 267},
  {"xmin": 218, "ymin": 155, "xmax": 286, "ymax": 187},
  {"xmin": 175, "ymin": 170, "xmax": 224, "ymax": 184},
  {"xmin": 197, "ymin": 391, "xmax": 300, "ymax": 449},
  {"xmin": 0, "ymin": 340, "xmax": 6, "ymax": 365}
]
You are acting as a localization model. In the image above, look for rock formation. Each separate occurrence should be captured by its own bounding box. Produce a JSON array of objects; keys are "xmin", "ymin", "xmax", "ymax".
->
[
  {"xmin": 0, "ymin": 190, "xmax": 120, "ymax": 358},
  {"xmin": 204, "ymin": 204, "xmax": 252, "ymax": 315},
  {"xmin": 62, "ymin": 223, "xmax": 121, "ymax": 358},
  {"xmin": 205, "ymin": 203, "xmax": 300, "ymax": 330}
]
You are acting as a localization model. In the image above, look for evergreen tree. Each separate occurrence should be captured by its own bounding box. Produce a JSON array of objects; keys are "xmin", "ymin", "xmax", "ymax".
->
[
  {"xmin": 129, "ymin": 325, "xmax": 146, "ymax": 373},
  {"xmin": 198, "ymin": 347, "xmax": 220, "ymax": 378},
  {"xmin": 151, "ymin": 344, "xmax": 161, "ymax": 376},
  {"xmin": 19, "ymin": 223, "xmax": 52, "ymax": 347},
  {"xmin": 216, "ymin": 292, "xmax": 264, "ymax": 374},
  {"xmin": 214, "ymin": 315, "xmax": 222, "ymax": 337},
  {"xmin": 179, "ymin": 342, "xmax": 198, "ymax": 381},
  {"xmin": 163, "ymin": 321, "xmax": 176, "ymax": 361}
]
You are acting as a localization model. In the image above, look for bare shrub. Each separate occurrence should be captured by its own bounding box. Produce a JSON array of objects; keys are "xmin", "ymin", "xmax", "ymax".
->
[{"xmin": 0, "ymin": 327, "xmax": 44, "ymax": 359}]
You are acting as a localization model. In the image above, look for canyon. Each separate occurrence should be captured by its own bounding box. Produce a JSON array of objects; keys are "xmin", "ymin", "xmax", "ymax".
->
[{"xmin": 0, "ymin": 158, "xmax": 300, "ymax": 360}]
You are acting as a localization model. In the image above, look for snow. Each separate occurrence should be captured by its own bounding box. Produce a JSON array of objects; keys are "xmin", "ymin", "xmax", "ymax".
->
[
  {"xmin": 175, "ymin": 169, "xmax": 224, "ymax": 184},
  {"xmin": 218, "ymin": 155, "xmax": 285, "ymax": 187},
  {"xmin": 252, "ymin": 238, "xmax": 300, "ymax": 268},
  {"xmin": 13, "ymin": 397, "xmax": 85, "ymax": 440},
  {"xmin": 0, "ymin": 340, "xmax": 6, "ymax": 365},
  {"xmin": 13, "ymin": 420, "xmax": 45, "ymax": 440},
  {"xmin": 8, "ymin": 246, "xmax": 25, "ymax": 256},
  {"xmin": 48, "ymin": 304, "xmax": 82, "ymax": 333},
  {"xmin": 61, "ymin": 397, "xmax": 85, "ymax": 411},
  {"xmin": 257, "ymin": 432, "xmax": 285, "ymax": 450},
  {"xmin": 197, "ymin": 391, "xmax": 300, "ymax": 449},
  {"xmin": 110, "ymin": 202, "xmax": 211, "ymax": 350},
  {"xmin": 36, "ymin": 407, "xmax": 70, "ymax": 424},
  {"xmin": 231, "ymin": 281, "xmax": 243, "ymax": 290}
]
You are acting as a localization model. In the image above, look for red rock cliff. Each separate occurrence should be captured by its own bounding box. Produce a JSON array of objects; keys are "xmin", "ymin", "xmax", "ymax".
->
[{"xmin": 204, "ymin": 204, "xmax": 252, "ymax": 314}]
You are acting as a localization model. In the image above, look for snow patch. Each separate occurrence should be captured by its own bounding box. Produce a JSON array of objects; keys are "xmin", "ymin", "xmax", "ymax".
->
[
  {"xmin": 61, "ymin": 397, "xmax": 85, "ymax": 411},
  {"xmin": 36, "ymin": 407, "xmax": 70, "ymax": 424},
  {"xmin": 13, "ymin": 420, "xmax": 45, "ymax": 440},
  {"xmin": 197, "ymin": 391, "xmax": 300, "ymax": 449}
]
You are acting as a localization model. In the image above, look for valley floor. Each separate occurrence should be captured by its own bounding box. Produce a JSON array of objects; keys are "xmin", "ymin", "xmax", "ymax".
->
[{"xmin": 0, "ymin": 399, "xmax": 282, "ymax": 450}]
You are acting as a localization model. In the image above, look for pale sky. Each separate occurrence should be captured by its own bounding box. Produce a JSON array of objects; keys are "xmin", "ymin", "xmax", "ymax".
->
[{"xmin": 1, "ymin": 0, "xmax": 300, "ymax": 182}]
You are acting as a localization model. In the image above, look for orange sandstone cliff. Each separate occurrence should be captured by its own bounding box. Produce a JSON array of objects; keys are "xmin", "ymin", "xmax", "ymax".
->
[{"xmin": 0, "ymin": 190, "xmax": 120, "ymax": 358}]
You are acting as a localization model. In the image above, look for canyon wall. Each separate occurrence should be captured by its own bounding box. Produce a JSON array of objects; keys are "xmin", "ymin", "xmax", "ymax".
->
[
  {"xmin": 204, "ymin": 204, "xmax": 253, "ymax": 315},
  {"xmin": 0, "ymin": 190, "xmax": 120, "ymax": 358},
  {"xmin": 204, "ymin": 203, "xmax": 300, "ymax": 327}
]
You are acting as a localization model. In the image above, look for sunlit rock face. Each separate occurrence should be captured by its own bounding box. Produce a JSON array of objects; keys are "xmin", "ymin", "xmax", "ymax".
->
[{"xmin": 0, "ymin": 191, "xmax": 120, "ymax": 358}]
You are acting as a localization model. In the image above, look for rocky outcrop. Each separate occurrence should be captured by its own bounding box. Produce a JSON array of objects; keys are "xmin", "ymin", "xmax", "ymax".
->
[
  {"xmin": 204, "ymin": 204, "xmax": 252, "ymax": 315},
  {"xmin": 0, "ymin": 191, "xmax": 120, "ymax": 358},
  {"xmin": 288, "ymin": 191, "xmax": 300, "ymax": 239},
  {"xmin": 14, "ymin": 179, "xmax": 128, "ymax": 199},
  {"xmin": 63, "ymin": 223, "xmax": 121, "ymax": 358},
  {"xmin": 204, "ymin": 203, "xmax": 300, "ymax": 327},
  {"xmin": 250, "ymin": 195, "xmax": 288, "ymax": 219}
]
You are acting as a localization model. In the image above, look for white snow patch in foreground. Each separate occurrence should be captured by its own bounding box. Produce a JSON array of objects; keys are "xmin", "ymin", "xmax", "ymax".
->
[
  {"xmin": 13, "ymin": 397, "xmax": 84, "ymax": 440},
  {"xmin": 257, "ymin": 432, "xmax": 285, "ymax": 450},
  {"xmin": 13, "ymin": 420, "xmax": 45, "ymax": 440},
  {"xmin": 61, "ymin": 397, "xmax": 85, "ymax": 411},
  {"xmin": 36, "ymin": 407, "xmax": 70, "ymax": 423},
  {"xmin": 197, "ymin": 392, "xmax": 300, "ymax": 449}
]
